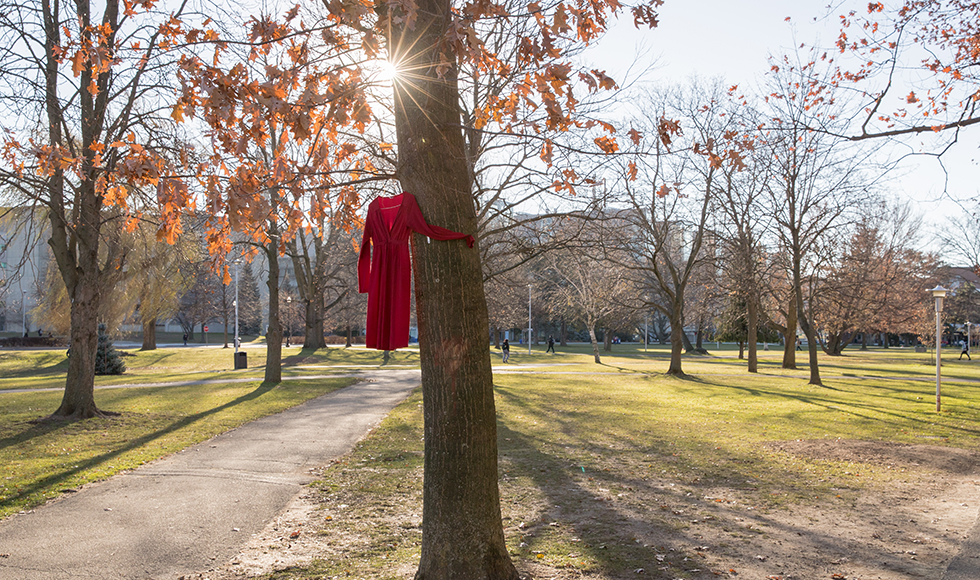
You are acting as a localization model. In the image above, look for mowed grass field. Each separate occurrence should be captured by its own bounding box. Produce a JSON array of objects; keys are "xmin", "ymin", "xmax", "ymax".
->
[
  {"xmin": 248, "ymin": 342, "xmax": 980, "ymax": 579},
  {"xmin": 3, "ymin": 341, "xmax": 980, "ymax": 577},
  {"xmin": 0, "ymin": 342, "xmax": 413, "ymax": 519}
]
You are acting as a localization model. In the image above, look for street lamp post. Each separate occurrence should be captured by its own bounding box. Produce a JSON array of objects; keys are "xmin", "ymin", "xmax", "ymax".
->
[
  {"xmin": 285, "ymin": 296, "xmax": 292, "ymax": 346},
  {"xmin": 234, "ymin": 261, "xmax": 240, "ymax": 354},
  {"xmin": 930, "ymin": 285, "xmax": 948, "ymax": 412}
]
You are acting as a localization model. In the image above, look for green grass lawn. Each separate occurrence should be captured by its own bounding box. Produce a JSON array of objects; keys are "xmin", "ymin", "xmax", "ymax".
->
[
  {"xmin": 269, "ymin": 343, "xmax": 980, "ymax": 579},
  {"xmin": 4, "ymin": 341, "xmax": 979, "ymax": 577},
  {"xmin": 0, "ymin": 342, "xmax": 417, "ymax": 391},
  {"xmin": 0, "ymin": 344, "xmax": 411, "ymax": 519}
]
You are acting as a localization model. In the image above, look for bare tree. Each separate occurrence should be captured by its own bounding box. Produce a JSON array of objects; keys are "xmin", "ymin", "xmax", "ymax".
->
[
  {"xmin": 616, "ymin": 79, "xmax": 737, "ymax": 376},
  {"xmin": 287, "ymin": 221, "xmax": 353, "ymax": 350},
  {"xmin": 546, "ymin": 247, "xmax": 636, "ymax": 363},
  {"xmin": 761, "ymin": 55, "xmax": 879, "ymax": 385},
  {"xmin": 712, "ymin": 107, "xmax": 773, "ymax": 372}
]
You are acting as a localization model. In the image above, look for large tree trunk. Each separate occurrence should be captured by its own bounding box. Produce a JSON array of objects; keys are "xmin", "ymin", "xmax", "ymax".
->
[
  {"xmin": 54, "ymin": 271, "xmax": 104, "ymax": 418},
  {"xmin": 43, "ymin": 0, "xmax": 115, "ymax": 420},
  {"xmin": 603, "ymin": 328, "xmax": 612, "ymax": 352},
  {"xmin": 264, "ymin": 237, "xmax": 282, "ymax": 384},
  {"xmin": 141, "ymin": 317, "xmax": 157, "ymax": 351},
  {"xmin": 303, "ymin": 296, "xmax": 325, "ymax": 349},
  {"xmin": 389, "ymin": 1, "xmax": 517, "ymax": 577}
]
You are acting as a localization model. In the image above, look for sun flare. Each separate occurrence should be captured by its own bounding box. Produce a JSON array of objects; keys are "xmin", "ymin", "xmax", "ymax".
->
[{"xmin": 377, "ymin": 59, "xmax": 400, "ymax": 83}]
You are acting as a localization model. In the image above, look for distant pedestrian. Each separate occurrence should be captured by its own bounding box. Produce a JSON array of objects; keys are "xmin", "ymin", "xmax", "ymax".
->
[
  {"xmin": 546, "ymin": 335, "xmax": 555, "ymax": 353},
  {"xmin": 796, "ymin": 338, "xmax": 802, "ymax": 351},
  {"xmin": 182, "ymin": 333, "xmax": 188, "ymax": 346},
  {"xmin": 961, "ymin": 341, "xmax": 971, "ymax": 360},
  {"xmin": 502, "ymin": 339, "xmax": 510, "ymax": 363}
]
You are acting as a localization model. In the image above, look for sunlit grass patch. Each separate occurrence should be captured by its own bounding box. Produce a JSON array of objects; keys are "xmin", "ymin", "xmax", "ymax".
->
[{"xmin": 0, "ymin": 377, "xmax": 355, "ymax": 519}]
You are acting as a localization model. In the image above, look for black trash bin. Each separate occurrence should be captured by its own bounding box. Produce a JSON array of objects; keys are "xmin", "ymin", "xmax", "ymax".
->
[{"xmin": 234, "ymin": 351, "xmax": 248, "ymax": 369}]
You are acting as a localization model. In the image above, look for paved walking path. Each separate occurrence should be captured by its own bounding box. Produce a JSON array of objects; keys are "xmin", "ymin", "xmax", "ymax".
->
[{"xmin": 0, "ymin": 370, "xmax": 419, "ymax": 580}]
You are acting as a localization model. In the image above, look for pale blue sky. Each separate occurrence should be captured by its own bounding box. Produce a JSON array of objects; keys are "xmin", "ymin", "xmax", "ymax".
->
[{"xmin": 590, "ymin": 1, "xmax": 980, "ymax": 248}]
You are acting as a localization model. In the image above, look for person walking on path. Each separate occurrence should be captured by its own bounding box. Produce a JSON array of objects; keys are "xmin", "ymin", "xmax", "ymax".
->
[
  {"xmin": 502, "ymin": 338, "xmax": 510, "ymax": 363},
  {"xmin": 961, "ymin": 341, "xmax": 971, "ymax": 360},
  {"xmin": 183, "ymin": 333, "xmax": 188, "ymax": 346},
  {"xmin": 546, "ymin": 335, "xmax": 555, "ymax": 353}
]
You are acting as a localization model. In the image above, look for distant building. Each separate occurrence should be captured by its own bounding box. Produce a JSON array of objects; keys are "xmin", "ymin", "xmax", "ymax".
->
[{"xmin": 0, "ymin": 208, "xmax": 51, "ymax": 334}]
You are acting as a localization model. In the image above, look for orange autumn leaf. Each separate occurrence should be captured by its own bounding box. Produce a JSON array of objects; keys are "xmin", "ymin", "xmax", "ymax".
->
[{"xmin": 594, "ymin": 135, "xmax": 619, "ymax": 153}]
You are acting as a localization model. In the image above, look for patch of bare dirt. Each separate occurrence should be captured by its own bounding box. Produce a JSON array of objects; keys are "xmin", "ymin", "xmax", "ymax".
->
[{"xmin": 189, "ymin": 440, "xmax": 980, "ymax": 580}]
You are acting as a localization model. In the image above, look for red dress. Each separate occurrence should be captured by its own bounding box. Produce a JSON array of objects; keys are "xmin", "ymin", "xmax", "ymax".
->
[{"xmin": 358, "ymin": 192, "xmax": 474, "ymax": 350}]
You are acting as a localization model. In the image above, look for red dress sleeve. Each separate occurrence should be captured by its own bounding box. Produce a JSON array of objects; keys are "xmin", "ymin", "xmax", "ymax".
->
[
  {"xmin": 403, "ymin": 192, "xmax": 475, "ymax": 247},
  {"xmin": 357, "ymin": 203, "xmax": 374, "ymax": 293}
]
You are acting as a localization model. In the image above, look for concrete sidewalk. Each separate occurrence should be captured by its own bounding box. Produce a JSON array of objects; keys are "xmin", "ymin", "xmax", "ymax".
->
[{"xmin": 0, "ymin": 370, "xmax": 419, "ymax": 580}]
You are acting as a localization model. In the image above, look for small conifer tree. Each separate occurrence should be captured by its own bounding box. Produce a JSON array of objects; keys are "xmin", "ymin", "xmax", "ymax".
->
[{"xmin": 95, "ymin": 323, "xmax": 126, "ymax": 375}]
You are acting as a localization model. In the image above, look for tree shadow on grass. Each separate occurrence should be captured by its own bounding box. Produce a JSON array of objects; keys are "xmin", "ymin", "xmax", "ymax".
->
[
  {"xmin": 667, "ymin": 375, "xmax": 980, "ymax": 438},
  {"xmin": 0, "ymin": 381, "xmax": 277, "ymax": 509},
  {"xmin": 0, "ymin": 353, "xmax": 70, "ymax": 382},
  {"xmin": 0, "ymin": 419, "xmax": 72, "ymax": 453},
  {"xmin": 283, "ymin": 347, "xmax": 328, "ymax": 367},
  {"xmin": 493, "ymin": 382, "xmax": 967, "ymax": 579}
]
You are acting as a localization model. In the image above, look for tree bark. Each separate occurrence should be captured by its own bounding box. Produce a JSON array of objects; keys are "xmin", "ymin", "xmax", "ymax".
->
[
  {"xmin": 794, "ymin": 272, "xmax": 822, "ymax": 386},
  {"xmin": 781, "ymin": 297, "xmax": 797, "ymax": 369},
  {"xmin": 222, "ymin": 301, "xmax": 229, "ymax": 348},
  {"xmin": 588, "ymin": 326, "xmax": 601, "ymax": 363},
  {"xmin": 45, "ymin": 0, "xmax": 118, "ymax": 419},
  {"xmin": 668, "ymin": 308, "xmax": 685, "ymax": 376},
  {"xmin": 387, "ymin": 1, "xmax": 517, "ymax": 577},
  {"xmin": 264, "ymin": 235, "xmax": 282, "ymax": 384},
  {"xmin": 680, "ymin": 326, "xmax": 696, "ymax": 353},
  {"xmin": 303, "ymin": 296, "xmax": 325, "ymax": 349},
  {"xmin": 289, "ymin": 232, "xmax": 329, "ymax": 350},
  {"xmin": 141, "ymin": 317, "xmax": 157, "ymax": 351},
  {"xmin": 54, "ymin": 270, "xmax": 104, "ymax": 418},
  {"xmin": 746, "ymin": 293, "xmax": 758, "ymax": 373}
]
